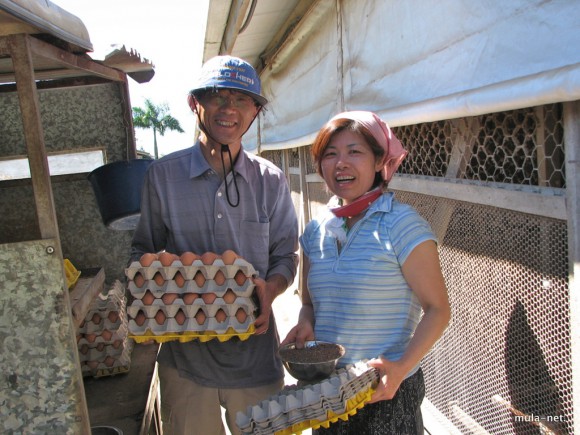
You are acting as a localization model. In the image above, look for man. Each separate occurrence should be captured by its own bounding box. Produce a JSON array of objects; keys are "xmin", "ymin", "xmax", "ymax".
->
[{"xmin": 131, "ymin": 55, "xmax": 299, "ymax": 434}]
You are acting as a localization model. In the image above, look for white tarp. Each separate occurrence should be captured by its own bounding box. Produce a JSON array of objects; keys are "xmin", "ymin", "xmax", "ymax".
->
[{"xmin": 247, "ymin": 0, "xmax": 580, "ymax": 152}]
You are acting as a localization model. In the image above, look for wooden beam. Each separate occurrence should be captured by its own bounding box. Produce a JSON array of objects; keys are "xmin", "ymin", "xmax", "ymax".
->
[
  {"xmin": 26, "ymin": 35, "xmax": 127, "ymax": 82},
  {"xmin": 8, "ymin": 33, "xmax": 60, "ymax": 241}
]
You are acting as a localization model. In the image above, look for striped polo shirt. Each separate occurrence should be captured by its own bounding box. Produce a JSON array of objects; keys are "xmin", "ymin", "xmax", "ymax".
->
[{"xmin": 300, "ymin": 192, "xmax": 436, "ymax": 374}]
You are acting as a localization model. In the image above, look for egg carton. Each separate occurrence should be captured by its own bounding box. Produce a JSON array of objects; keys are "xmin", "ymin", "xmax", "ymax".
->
[
  {"xmin": 79, "ymin": 281, "xmax": 128, "ymax": 334},
  {"xmin": 77, "ymin": 322, "xmax": 128, "ymax": 347},
  {"xmin": 127, "ymin": 297, "xmax": 256, "ymax": 319},
  {"xmin": 236, "ymin": 361, "xmax": 379, "ymax": 435},
  {"xmin": 128, "ymin": 275, "xmax": 255, "ymax": 299},
  {"xmin": 125, "ymin": 257, "xmax": 257, "ymax": 281},
  {"xmin": 81, "ymin": 337, "xmax": 134, "ymax": 378},
  {"xmin": 128, "ymin": 310, "xmax": 256, "ymax": 335},
  {"xmin": 79, "ymin": 312, "xmax": 128, "ymax": 334},
  {"xmin": 78, "ymin": 339, "xmax": 127, "ymax": 362}
]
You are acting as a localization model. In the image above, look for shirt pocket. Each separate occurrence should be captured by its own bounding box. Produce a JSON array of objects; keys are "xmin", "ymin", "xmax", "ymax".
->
[{"xmin": 239, "ymin": 220, "xmax": 270, "ymax": 269}]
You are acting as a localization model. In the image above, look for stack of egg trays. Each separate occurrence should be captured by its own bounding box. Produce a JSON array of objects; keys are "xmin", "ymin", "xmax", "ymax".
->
[
  {"xmin": 236, "ymin": 361, "xmax": 379, "ymax": 435},
  {"xmin": 78, "ymin": 280, "xmax": 133, "ymax": 378},
  {"xmin": 126, "ymin": 257, "xmax": 258, "ymax": 342}
]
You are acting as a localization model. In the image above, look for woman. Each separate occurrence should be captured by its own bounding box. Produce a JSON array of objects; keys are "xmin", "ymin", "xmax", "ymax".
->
[{"xmin": 281, "ymin": 111, "xmax": 450, "ymax": 434}]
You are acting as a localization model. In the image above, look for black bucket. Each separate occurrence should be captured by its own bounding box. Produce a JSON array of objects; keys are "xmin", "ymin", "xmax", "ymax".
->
[{"xmin": 88, "ymin": 159, "xmax": 153, "ymax": 230}]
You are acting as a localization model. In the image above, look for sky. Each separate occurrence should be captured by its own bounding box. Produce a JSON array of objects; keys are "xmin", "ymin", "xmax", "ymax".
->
[{"xmin": 52, "ymin": 0, "xmax": 210, "ymax": 157}]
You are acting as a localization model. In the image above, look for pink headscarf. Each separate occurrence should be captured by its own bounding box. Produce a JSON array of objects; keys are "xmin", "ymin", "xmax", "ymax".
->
[{"xmin": 329, "ymin": 111, "xmax": 407, "ymax": 182}]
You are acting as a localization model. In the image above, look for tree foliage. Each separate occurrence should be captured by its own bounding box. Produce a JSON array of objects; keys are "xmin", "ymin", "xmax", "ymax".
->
[{"xmin": 132, "ymin": 99, "xmax": 184, "ymax": 159}]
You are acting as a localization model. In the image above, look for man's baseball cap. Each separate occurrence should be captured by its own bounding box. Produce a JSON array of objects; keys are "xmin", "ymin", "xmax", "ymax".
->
[{"xmin": 190, "ymin": 55, "xmax": 268, "ymax": 106}]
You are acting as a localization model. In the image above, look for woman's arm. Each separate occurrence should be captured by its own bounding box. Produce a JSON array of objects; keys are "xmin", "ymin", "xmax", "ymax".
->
[{"xmin": 369, "ymin": 239, "xmax": 450, "ymax": 402}]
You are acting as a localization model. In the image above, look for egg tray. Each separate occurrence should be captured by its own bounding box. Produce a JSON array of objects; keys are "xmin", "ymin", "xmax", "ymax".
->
[
  {"xmin": 128, "ymin": 313, "xmax": 256, "ymax": 343},
  {"xmin": 81, "ymin": 338, "xmax": 134, "ymax": 378},
  {"xmin": 77, "ymin": 321, "xmax": 128, "ymax": 347},
  {"xmin": 79, "ymin": 310, "xmax": 127, "ymax": 335},
  {"xmin": 127, "ymin": 296, "xmax": 255, "ymax": 319},
  {"xmin": 128, "ymin": 276, "xmax": 255, "ymax": 299},
  {"xmin": 78, "ymin": 338, "xmax": 127, "ymax": 363},
  {"xmin": 79, "ymin": 281, "xmax": 128, "ymax": 334},
  {"xmin": 236, "ymin": 361, "xmax": 379, "ymax": 435},
  {"xmin": 125, "ymin": 258, "xmax": 257, "ymax": 282}
]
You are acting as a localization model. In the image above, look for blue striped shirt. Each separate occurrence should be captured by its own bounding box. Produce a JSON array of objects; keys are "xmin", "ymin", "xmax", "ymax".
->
[{"xmin": 300, "ymin": 192, "xmax": 435, "ymax": 373}]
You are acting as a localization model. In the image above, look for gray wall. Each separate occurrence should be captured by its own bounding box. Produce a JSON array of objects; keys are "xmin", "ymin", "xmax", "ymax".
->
[{"xmin": 0, "ymin": 83, "xmax": 135, "ymax": 284}]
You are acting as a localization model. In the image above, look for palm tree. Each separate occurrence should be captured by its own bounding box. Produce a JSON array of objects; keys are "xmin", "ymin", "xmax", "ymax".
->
[{"xmin": 132, "ymin": 99, "xmax": 184, "ymax": 159}]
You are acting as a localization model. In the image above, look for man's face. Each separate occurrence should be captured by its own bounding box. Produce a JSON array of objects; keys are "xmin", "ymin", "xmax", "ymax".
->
[{"xmin": 194, "ymin": 89, "xmax": 260, "ymax": 148}]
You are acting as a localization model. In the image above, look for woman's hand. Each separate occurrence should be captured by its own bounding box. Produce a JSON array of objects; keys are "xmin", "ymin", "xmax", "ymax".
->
[
  {"xmin": 367, "ymin": 357, "xmax": 408, "ymax": 403},
  {"xmin": 280, "ymin": 320, "xmax": 315, "ymax": 348}
]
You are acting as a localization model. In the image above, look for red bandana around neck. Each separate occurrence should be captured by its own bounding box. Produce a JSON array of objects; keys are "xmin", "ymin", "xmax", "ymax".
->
[{"xmin": 329, "ymin": 188, "xmax": 382, "ymax": 218}]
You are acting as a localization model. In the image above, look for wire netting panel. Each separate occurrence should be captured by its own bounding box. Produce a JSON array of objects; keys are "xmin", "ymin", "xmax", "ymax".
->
[
  {"xmin": 396, "ymin": 191, "xmax": 572, "ymax": 434},
  {"xmin": 394, "ymin": 104, "xmax": 565, "ymax": 188}
]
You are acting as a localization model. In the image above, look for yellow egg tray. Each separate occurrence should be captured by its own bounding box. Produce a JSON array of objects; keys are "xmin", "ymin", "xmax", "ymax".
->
[
  {"xmin": 64, "ymin": 258, "xmax": 81, "ymax": 289},
  {"xmin": 273, "ymin": 386, "xmax": 375, "ymax": 435},
  {"xmin": 129, "ymin": 324, "xmax": 256, "ymax": 343}
]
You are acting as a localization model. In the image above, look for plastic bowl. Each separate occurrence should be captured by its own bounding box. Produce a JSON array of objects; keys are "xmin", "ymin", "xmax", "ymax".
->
[{"xmin": 278, "ymin": 341, "xmax": 345, "ymax": 382}]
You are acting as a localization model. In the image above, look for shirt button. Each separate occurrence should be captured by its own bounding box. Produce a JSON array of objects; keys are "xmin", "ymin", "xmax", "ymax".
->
[
  {"xmin": 217, "ymin": 191, "xmax": 223, "ymax": 197},
  {"xmin": 217, "ymin": 213, "xmax": 223, "ymax": 219}
]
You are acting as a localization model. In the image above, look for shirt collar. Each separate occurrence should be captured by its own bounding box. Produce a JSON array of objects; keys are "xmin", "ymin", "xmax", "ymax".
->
[{"xmin": 188, "ymin": 141, "xmax": 251, "ymax": 183}]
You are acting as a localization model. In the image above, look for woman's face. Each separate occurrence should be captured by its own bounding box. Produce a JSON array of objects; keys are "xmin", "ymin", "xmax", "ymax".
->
[{"xmin": 320, "ymin": 130, "xmax": 383, "ymax": 204}]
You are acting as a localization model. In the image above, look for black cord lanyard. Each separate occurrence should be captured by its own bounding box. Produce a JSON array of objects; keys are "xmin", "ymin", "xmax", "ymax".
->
[{"xmin": 220, "ymin": 144, "xmax": 240, "ymax": 207}]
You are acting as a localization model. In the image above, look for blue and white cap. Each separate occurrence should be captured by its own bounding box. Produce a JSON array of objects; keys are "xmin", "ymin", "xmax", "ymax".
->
[{"xmin": 190, "ymin": 55, "xmax": 268, "ymax": 106}]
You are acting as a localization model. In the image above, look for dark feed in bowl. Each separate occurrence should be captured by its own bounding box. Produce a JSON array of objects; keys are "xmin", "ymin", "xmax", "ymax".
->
[{"xmin": 279, "ymin": 342, "xmax": 343, "ymax": 363}]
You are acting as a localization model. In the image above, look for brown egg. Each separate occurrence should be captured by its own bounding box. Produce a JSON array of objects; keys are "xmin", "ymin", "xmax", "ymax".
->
[
  {"xmin": 153, "ymin": 272, "xmax": 165, "ymax": 286},
  {"xmin": 101, "ymin": 330, "xmax": 113, "ymax": 341},
  {"xmin": 140, "ymin": 253, "xmax": 157, "ymax": 267},
  {"xmin": 195, "ymin": 309, "xmax": 207, "ymax": 325},
  {"xmin": 79, "ymin": 344, "xmax": 89, "ymax": 354},
  {"xmin": 104, "ymin": 356, "xmax": 116, "ymax": 367},
  {"xmin": 175, "ymin": 309, "xmax": 186, "ymax": 325},
  {"xmin": 215, "ymin": 309, "xmax": 227, "ymax": 323},
  {"xmin": 76, "ymin": 333, "xmax": 82, "ymax": 344},
  {"xmin": 87, "ymin": 360, "xmax": 99, "ymax": 370},
  {"xmin": 112, "ymin": 340, "xmax": 123, "ymax": 349},
  {"xmin": 201, "ymin": 292, "xmax": 217, "ymax": 304},
  {"xmin": 213, "ymin": 270, "xmax": 226, "ymax": 286},
  {"xmin": 85, "ymin": 333, "xmax": 97, "ymax": 343},
  {"xmin": 235, "ymin": 308, "xmax": 247, "ymax": 323},
  {"xmin": 96, "ymin": 342, "xmax": 105, "ymax": 352},
  {"xmin": 201, "ymin": 251, "xmax": 219, "ymax": 265},
  {"xmin": 174, "ymin": 271, "xmax": 186, "ymax": 288},
  {"xmin": 133, "ymin": 272, "xmax": 145, "ymax": 288},
  {"xmin": 141, "ymin": 290, "xmax": 156, "ymax": 305},
  {"xmin": 134, "ymin": 311, "xmax": 147, "ymax": 326},
  {"xmin": 234, "ymin": 270, "xmax": 247, "ymax": 286},
  {"xmin": 182, "ymin": 292, "xmax": 198, "ymax": 305},
  {"xmin": 159, "ymin": 251, "xmax": 177, "ymax": 266},
  {"xmin": 222, "ymin": 289, "xmax": 237, "ymax": 304},
  {"xmin": 161, "ymin": 292, "xmax": 179, "ymax": 305},
  {"xmin": 180, "ymin": 251, "xmax": 199, "ymax": 266},
  {"xmin": 154, "ymin": 310, "xmax": 167, "ymax": 325},
  {"xmin": 193, "ymin": 271, "xmax": 206, "ymax": 288},
  {"xmin": 221, "ymin": 250, "xmax": 238, "ymax": 265},
  {"xmin": 108, "ymin": 311, "xmax": 119, "ymax": 323},
  {"xmin": 91, "ymin": 313, "xmax": 102, "ymax": 325}
]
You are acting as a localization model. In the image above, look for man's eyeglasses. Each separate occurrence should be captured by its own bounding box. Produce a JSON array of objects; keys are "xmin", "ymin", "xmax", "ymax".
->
[{"xmin": 198, "ymin": 91, "xmax": 257, "ymax": 109}]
